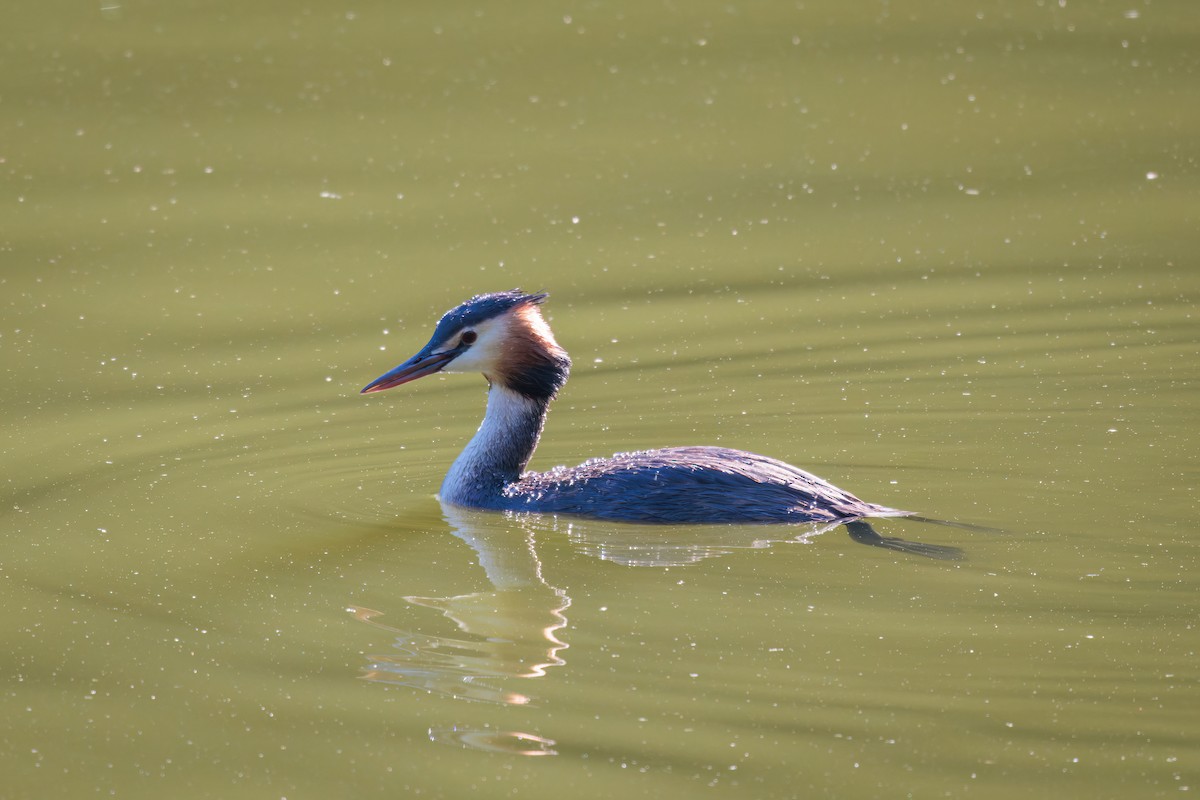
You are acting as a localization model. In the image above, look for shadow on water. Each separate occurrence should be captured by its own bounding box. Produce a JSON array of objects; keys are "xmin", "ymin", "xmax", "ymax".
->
[
  {"xmin": 349, "ymin": 503, "xmax": 979, "ymax": 753},
  {"xmin": 843, "ymin": 519, "xmax": 967, "ymax": 561}
]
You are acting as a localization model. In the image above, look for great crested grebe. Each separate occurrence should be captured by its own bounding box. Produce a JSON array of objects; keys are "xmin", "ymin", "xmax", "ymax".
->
[{"xmin": 362, "ymin": 290, "xmax": 967, "ymax": 554}]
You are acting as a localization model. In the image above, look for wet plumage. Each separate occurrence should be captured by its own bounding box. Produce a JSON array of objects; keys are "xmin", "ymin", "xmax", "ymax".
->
[{"xmin": 505, "ymin": 446, "xmax": 907, "ymax": 524}]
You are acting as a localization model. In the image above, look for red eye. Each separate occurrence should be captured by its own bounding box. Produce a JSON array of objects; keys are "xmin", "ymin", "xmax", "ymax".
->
[{"xmin": 461, "ymin": 331, "xmax": 477, "ymax": 345}]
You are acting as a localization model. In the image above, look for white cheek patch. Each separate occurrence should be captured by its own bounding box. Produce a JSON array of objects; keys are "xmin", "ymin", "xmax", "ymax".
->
[{"xmin": 441, "ymin": 317, "xmax": 506, "ymax": 373}]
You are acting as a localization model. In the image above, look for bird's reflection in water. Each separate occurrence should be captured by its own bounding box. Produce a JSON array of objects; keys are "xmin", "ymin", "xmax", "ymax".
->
[
  {"xmin": 537, "ymin": 511, "xmax": 964, "ymax": 565},
  {"xmin": 351, "ymin": 503, "xmax": 962, "ymax": 752},
  {"xmin": 559, "ymin": 517, "xmax": 846, "ymax": 567},
  {"xmin": 353, "ymin": 507, "xmax": 569, "ymax": 706}
]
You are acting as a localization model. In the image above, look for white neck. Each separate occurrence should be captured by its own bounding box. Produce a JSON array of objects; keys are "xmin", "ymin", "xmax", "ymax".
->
[{"xmin": 439, "ymin": 385, "xmax": 549, "ymax": 508}]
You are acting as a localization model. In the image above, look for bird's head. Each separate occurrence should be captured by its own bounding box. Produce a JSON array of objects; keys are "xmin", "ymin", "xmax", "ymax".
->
[{"xmin": 361, "ymin": 290, "xmax": 571, "ymax": 400}]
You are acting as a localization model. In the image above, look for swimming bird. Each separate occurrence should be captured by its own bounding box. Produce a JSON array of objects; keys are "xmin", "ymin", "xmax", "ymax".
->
[{"xmin": 362, "ymin": 290, "xmax": 966, "ymax": 557}]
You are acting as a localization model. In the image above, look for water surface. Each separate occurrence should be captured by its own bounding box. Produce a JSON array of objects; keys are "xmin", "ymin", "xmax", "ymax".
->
[{"xmin": 2, "ymin": 1, "xmax": 1197, "ymax": 797}]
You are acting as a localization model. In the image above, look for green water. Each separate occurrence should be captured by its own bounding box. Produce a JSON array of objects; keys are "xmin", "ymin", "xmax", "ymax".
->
[{"xmin": 3, "ymin": 1, "xmax": 1197, "ymax": 797}]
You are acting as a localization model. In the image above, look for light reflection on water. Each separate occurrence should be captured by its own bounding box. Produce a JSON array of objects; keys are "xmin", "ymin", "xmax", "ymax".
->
[
  {"xmin": 560, "ymin": 516, "xmax": 976, "ymax": 566},
  {"xmin": 563, "ymin": 517, "xmax": 839, "ymax": 567},
  {"xmin": 427, "ymin": 727, "xmax": 558, "ymax": 757}
]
